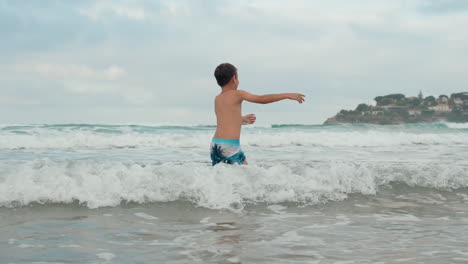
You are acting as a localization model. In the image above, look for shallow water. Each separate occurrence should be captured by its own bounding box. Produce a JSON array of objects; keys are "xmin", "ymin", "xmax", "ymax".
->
[
  {"xmin": 1, "ymin": 123, "xmax": 468, "ymax": 263},
  {"xmin": 2, "ymin": 190, "xmax": 468, "ymax": 264}
]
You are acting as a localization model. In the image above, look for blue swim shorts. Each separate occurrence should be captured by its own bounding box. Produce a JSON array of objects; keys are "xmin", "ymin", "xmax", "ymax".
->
[{"xmin": 210, "ymin": 138, "xmax": 246, "ymax": 166}]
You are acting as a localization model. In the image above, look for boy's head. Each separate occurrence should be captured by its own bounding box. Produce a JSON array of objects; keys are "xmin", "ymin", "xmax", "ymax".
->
[{"xmin": 214, "ymin": 63, "xmax": 238, "ymax": 88}]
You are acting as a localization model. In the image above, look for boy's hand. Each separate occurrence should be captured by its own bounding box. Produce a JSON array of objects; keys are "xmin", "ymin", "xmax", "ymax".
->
[
  {"xmin": 288, "ymin": 93, "xmax": 305, "ymax": 103},
  {"xmin": 242, "ymin": 114, "xmax": 256, "ymax": 125}
]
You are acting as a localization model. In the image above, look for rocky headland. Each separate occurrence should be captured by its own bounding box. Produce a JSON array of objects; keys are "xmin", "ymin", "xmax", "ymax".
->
[{"xmin": 324, "ymin": 92, "xmax": 468, "ymax": 125}]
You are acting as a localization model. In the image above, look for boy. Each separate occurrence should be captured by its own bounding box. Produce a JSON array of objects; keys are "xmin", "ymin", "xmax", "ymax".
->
[{"xmin": 211, "ymin": 63, "xmax": 305, "ymax": 166}]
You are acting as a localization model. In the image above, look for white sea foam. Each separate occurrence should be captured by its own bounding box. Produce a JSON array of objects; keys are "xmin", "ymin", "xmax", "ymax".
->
[
  {"xmin": 96, "ymin": 252, "xmax": 115, "ymax": 261},
  {"xmin": 443, "ymin": 122, "xmax": 468, "ymax": 129},
  {"xmin": 134, "ymin": 212, "xmax": 158, "ymax": 220},
  {"xmin": 58, "ymin": 244, "xmax": 82, "ymax": 248},
  {"xmin": 374, "ymin": 214, "xmax": 421, "ymax": 222},
  {"xmin": 18, "ymin": 243, "xmax": 44, "ymax": 248},
  {"xmin": 0, "ymin": 159, "xmax": 467, "ymax": 210},
  {"xmin": 1, "ymin": 128, "xmax": 467, "ymax": 149}
]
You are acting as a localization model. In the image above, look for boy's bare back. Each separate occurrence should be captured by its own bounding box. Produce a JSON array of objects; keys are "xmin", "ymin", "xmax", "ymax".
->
[{"xmin": 214, "ymin": 90, "xmax": 243, "ymax": 139}]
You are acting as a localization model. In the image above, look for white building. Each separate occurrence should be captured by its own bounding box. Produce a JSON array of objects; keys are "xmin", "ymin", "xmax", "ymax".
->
[
  {"xmin": 429, "ymin": 104, "xmax": 451, "ymax": 112},
  {"xmin": 408, "ymin": 109, "xmax": 421, "ymax": 116},
  {"xmin": 438, "ymin": 96, "xmax": 449, "ymax": 103}
]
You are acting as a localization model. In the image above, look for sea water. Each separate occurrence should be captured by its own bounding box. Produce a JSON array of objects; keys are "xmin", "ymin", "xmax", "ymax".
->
[{"xmin": 1, "ymin": 123, "xmax": 468, "ymax": 263}]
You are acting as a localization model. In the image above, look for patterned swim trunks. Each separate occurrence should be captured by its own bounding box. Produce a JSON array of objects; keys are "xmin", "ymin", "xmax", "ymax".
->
[{"xmin": 210, "ymin": 138, "xmax": 246, "ymax": 166}]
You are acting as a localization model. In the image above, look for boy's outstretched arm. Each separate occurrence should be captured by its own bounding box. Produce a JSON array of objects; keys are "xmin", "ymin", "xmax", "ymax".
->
[{"xmin": 238, "ymin": 90, "xmax": 305, "ymax": 104}]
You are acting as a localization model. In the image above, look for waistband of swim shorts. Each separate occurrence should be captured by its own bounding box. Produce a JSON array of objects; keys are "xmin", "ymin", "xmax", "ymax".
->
[{"xmin": 212, "ymin": 138, "xmax": 240, "ymax": 146}]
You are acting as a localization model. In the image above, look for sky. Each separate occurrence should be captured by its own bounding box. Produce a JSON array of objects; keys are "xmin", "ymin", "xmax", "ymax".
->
[{"xmin": 1, "ymin": 0, "xmax": 468, "ymax": 125}]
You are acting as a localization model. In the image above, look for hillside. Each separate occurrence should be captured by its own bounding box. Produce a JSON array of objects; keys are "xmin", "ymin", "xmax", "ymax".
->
[{"xmin": 324, "ymin": 92, "xmax": 468, "ymax": 125}]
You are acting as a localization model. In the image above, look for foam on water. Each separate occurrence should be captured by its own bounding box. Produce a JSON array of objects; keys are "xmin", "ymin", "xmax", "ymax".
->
[
  {"xmin": 1, "ymin": 123, "xmax": 468, "ymax": 210},
  {"xmin": 1, "ymin": 124, "xmax": 468, "ymax": 149},
  {"xmin": 443, "ymin": 122, "xmax": 468, "ymax": 129},
  {"xmin": 0, "ymin": 159, "xmax": 467, "ymax": 210},
  {"xmin": 134, "ymin": 212, "xmax": 158, "ymax": 220}
]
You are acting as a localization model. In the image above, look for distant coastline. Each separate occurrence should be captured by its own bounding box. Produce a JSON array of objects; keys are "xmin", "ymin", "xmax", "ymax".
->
[{"xmin": 324, "ymin": 92, "xmax": 468, "ymax": 125}]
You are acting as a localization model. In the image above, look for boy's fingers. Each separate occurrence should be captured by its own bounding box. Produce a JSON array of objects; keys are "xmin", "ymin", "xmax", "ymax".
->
[{"xmin": 299, "ymin": 94, "xmax": 305, "ymax": 103}]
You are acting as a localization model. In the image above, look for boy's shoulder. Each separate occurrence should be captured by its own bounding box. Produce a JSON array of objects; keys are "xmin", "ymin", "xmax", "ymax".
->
[{"xmin": 217, "ymin": 89, "xmax": 245, "ymax": 98}]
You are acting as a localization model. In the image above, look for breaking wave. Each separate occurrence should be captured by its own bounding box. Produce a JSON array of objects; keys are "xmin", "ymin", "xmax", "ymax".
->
[
  {"xmin": 1, "ymin": 159, "xmax": 467, "ymax": 210},
  {"xmin": 1, "ymin": 124, "xmax": 468, "ymax": 149}
]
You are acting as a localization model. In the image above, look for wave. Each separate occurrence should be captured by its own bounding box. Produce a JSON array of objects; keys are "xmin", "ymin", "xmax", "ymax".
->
[
  {"xmin": 1, "ymin": 129, "xmax": 467, "ymax": 150},
  {"xmin": 2, "ymin": 122, "xmax": 466, "ymax": 131},
  {"xmin": 271, "ymin": 124, "xmax": 323, "ymax": 128},
  {"xmin": 443, "ymin": 122, "xmax": 468, "ymax": 129},
  {"xmin": 0, "ymin": 124, "xmax": 216, "ymax": 132},
  {"xmin": 0, "ymin": 159, "xmax": 467, "ymax": 210},
  {"xmin": 272, "ymin": 122, "xmax": 468, "ymax": 130}
]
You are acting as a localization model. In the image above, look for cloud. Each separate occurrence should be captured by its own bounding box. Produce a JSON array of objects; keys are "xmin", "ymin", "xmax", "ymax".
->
[
  {"xmin": 1, "ymin": 0, "xmax": 468, "ymax": 124},
  {"xmin": 79, "ymin": 1, "xmax": 146, "ymax": 20},
  {"xmin": 419, "ymin": 0, "xmax": 468, "ymax": 14},
  {"xmin": 220, "ymin": 0, "xmax": 391, "ymax": 25},
  {"xmin": 14, "ymin": 63, "xmax": 126, "ymax": 81},
  {"xmin": 162, "ymin": 1, "xmax": 191, "ymax": 17},
  {"xmin": 78, "ymin": 0, "xmax": 195, "ymax": 24},
  {"xmin": 0, "ymin": 96, "xmax": 41, "ymax": 106}
]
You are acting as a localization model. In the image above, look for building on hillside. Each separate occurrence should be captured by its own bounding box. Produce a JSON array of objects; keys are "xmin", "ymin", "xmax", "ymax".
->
[
  {"xmin": 454, "ymin": 98, "xmax": 464, "ymax": 105},
  {"xmin": 428, "ymin": 104, "xmax": 451, "ymax": 112},
  {"xmin": 381, "ymin": 104, "xmax": 407, "ymax": 110},
  {"xmin": 408, "ymin": 109, "xmax": 421, "ymax": 116},
  {"xmin": 381, "ymin": 104, "xmax": 397, "ymax": 109}
]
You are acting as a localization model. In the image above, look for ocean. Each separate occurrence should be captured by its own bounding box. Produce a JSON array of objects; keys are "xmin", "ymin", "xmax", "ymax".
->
[{"xmin": 1, "ymin": 123, "xmax": 468, "ymax": 263}]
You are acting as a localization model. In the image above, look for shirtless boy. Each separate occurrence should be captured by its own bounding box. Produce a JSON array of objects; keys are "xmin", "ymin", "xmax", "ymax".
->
[{"xmin": 211, "ymin": 63, "xmax": 305, "ymax": 166}]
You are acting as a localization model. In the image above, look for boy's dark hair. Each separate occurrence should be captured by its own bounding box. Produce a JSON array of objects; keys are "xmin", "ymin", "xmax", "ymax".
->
[{"xmin": 214, "ymin": 63, "xmax": 237, "ymax": 87}]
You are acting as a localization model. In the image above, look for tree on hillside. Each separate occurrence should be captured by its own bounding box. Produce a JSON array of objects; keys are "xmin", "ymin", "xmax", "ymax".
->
[
  {"xmin": 356, "ymin": 104, "xmax": 369, "ymax": 112},
  {"xmin": 408, "ymin": 98, "xmax": 422, "ymax": 108},
  {"xmin": 448, "ymin": 98, "xmax": 455, "ymax": 106},
  {"xmin": 380, "ymin": 97, "xmax": 393, "ymax": 106},
  {"xmin": 396, "ymin": 98, "xmax": 409, "ymax": 106},
  {"xmin": 451, "ymin": 92, "xmax": 468, "ymax": 100},
  {"xmin": 385, "ymin": 94, "xmax": 405, "ymax": 101},
  {"xmin": 424, "ymin": 96, "xmax": 437, "ymax": 106},
  {"xmin": 374, "ymin": 96, "xmax": 384, "ymax": 105}
]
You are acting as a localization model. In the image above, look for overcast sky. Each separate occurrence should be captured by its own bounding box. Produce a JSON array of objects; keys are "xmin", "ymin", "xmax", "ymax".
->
[{"xmin": 1, "ymin": 0, "xmax": 468, "ymax": 125}]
